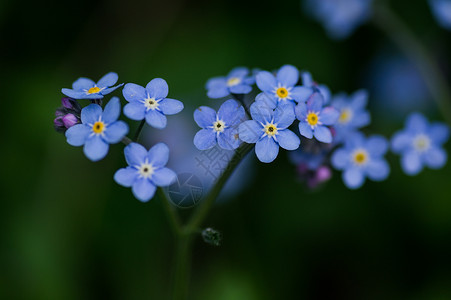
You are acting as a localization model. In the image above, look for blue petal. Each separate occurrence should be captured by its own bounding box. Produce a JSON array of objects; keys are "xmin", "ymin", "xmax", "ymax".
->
[
  {"xmin": 146, "ymin": 78, "xmax": 169, "ymax": 100},
  {"xmin": 318, "ymin": 85, "xmax": 331, "ymax": 103},
  {"xmin": 320, "ymin": 107, "xmax": 339, "ymax": 125},
  {"xmin": 152, "ymin": 167, "xmax": 177, "ymax": 186},
  {"xmin": 255, "ymin": 92, "xmax": 277, "ymax": 110},
  {"xmin": 276, "ymin": 65, "xmax": 299, "ymax": 87},
  {"xmin": 429, "ymin": 123, "xmax": 450, "ymax": 144},
  {"xmin": 218, "ymin": 99, "xmax": 245, "ymax": 126},
  {"xmin": 159, "ymin": 98, "xmax": 184, "ymax": 115},
  {"xmin": 114, "ymin": 167, "xmax": 138, "ymax": 187},
  {"xmin": 132, "ymin": 178, "xmax": 156, "ymax": 202},
  {"xmin": 125, "ymin": 143, "xmax": 148, "ymax": 166},
  {"xmin": 250, "ymin": 101, "xmax": 273, "ymax": 124},
  {"xmin": 277, "ymin": 129, "xmax": 300, "ymax": 150},
  {"xmin": 401, "ymin": 151, "xmax": 423, "ymax": 175},
  {"xmin": 424, "ymin": 147, "xmax": 447, "ymax": 169},
  {"xmin": 343, "ymin": 168, "xmax": 365, "ymax": 189},
  {"xmin": 255, "ymin": 136, "xmax": 279, "ymax": 163},
  {"xmin": 274, "ymin": 104, "xmax": 295, "ymax": 129},
  {"xmin": 72, "ymin": 77, "xmax": 95, "ymax": 90},
  {"xmin": 65, "ymin": 124, "xmax": 90, "ymax": 146},
  {"xmin": 365, "ymin": 135, "xmax": 388, "ymax": 156},
  {"xmin": 61, "ymin": 89, "xmax": 98, "ymax": 99},
  {"xmin": 229, "ymin": 84, "xmax": 252, "ymax": 94},
  {"xmin": 406, "ymin": 112, "xmax": 428, "ymax": 132},
  {"xmin": 102, "ymin": 97, "xmax": 121, "ymax": 124},
  {"xmin": 104, "ymin": 121, "xmax": 129, "ymax": 144},
  {"xmin": 307, "ymin": 93, "xmax": 323, "ymax": 112},
  {"xmin": 391, "ymin": 131, "xmax": 411, "ymax": 153},
  {"xmin": 97, "ymin": 72, "xmax": 118, "ymax": 88},
  {"xmin": 123, "ymin": 83, "xmax": 147, "ymax": 102},
  {"xmin": 331, "ymin": 148, "xmax": 349, "ymax": 170},
  {"xmin": 313, "ymin": 125, "xmax": 332, "ymax": 143},
  {"xmin": 239, "ymin": 120, "xmax": 262, "ymax": 143},
  {"xmin": 194, "ymin": 129, "xmax": 216, "ymax": 150},
  {"xmin": 145, "ymin": 109, "xmax": 167, "ymax": 129},
  {"xmin": 301, "ymin": 71, "xmax": 313, "ymax": 86},
  {"xmin": 366, "ymin": 159, "xmax": 390, "ymax": 181},
  {"xmin": 206, "ymin": 77, "xmax": 226, "ymax": 89},
  {"xmin": 218, "ymin": 128, "xmax": 241, "ymax": 150},
  {"xmin": 228, "ymin": 67, "xmax": 248, "ymax": 78},
  {"xmin": 256, "ymin": 71, "xmax": 277, "ymax": 94},
  {"xmin": 83, "ymin": 135, "xmax": 109, "ymax": 161},
  {"xmin": 194, "ymin": 106, "xmax": 216, "ymax": 128},
  {"xmin": 207, "ymin": 86, "xmax": 229, "ymax": 99},
  {"xmin": 290, "ymin": 86, "xmax": 313, "ymax": 103},
  {"xmin": 124, "ymin": 102, "xmax": 146, "ymax": 121},
  {"xmin": 351, "ymin": 110, "xmax": 371, "ymax": 128},
  {"xmin": 147, "ymin": 143, "xmax": 169, "ymax": 168},
  {"xmin": 101, "ymin": 83, "xmax": 123, "ymax": 96},
  {"xmin": 295, "ymin": 102, "xmax": 308, "ymax": 120},
  {"xmin": 299, "ymin": 122, "xmax": 313, "ymax": 139},
  {"xmin": 81, "ymin": 104, "xmax": 102, "ymax": 124},
  {"xmin": 351, "ymin": 90, "xmax": 368, "ymax": 109}
]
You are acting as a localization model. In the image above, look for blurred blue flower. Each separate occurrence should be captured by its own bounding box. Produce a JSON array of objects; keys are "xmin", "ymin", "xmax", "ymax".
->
[
  {"xmin": 429, "ymin": 0, "xmax": 451, "ymax": 30},
  {"xmin": 391, "ymin": 113, "xmax": 449, "ymax": 175},
  {"xmin": 122, "ymin": 78, "xmax": 184, "ymax": 129},
  {"xmin": 256, "ymin": 65, "xmax": 311, "ymax": 107},
  {"xmin": 62, "ymin": 72, "xmax": 123, "ymax": 99},
  {"xmin": 331, "ymin": 132, "xmax": 390, "ymax": 189},
  {"xmin": 331, "ymin": 90, "xmax": 371, "ymax": 142},
  {"xmin": 114, "ymin": 143, "xmax": 177, "ymax": 202},
  {"xmin": 65, "ymin": 97, "xmax": 129, "ymax": 161},
  {"xmin": 239, "ymin": 102, "xmax": 300, "ymax": 163},
  {"xmin": 301, "ymin": 71, "xmax": 331, "ymax": 103},
  {"xmin": 206, "ymin": 67, "xmax": 254, "ymax": 99},
  {"xmin": 295, "ymin": 93, "xmax": 339, "ymax": 143},
  {"xmin": 304, "ymin": 0, "xmax": 373, "ymax": 39},
  {"xmin": 194, "ymin": 99, "xmax": 245, "ymax": 150}
]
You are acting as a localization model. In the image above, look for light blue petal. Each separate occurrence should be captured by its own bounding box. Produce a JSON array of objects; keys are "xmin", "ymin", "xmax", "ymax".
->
[
  {"xmin": 101, "ymin": 83, "xmax": 123, "ymax": 96},
  {"xmin": 125, "ymin": 143, "xmax": 148, "ymax": 166},
  {"xmin": 365, "ymin": 135, "xmax": 388, "ymax": 156},
  {"xmin": 255, "ymin": 136, "xmax": 279, "ymax": 163},
  {"xmin": 61, "ymin": 89, "xmax": 97, "ymax": 99},
  {"xmin": 295, "ymin": 102, "xmax": 308, "ymax": 120},
  {"xmin": 122, "ymin": 83, "xmax": 147, "ymax": 102},
  {"xmin": 146, "ymin": 78, "xmax": 169, "ymax": 100},
  {"xmin": 83, "ymin": 135, "xmax": 109, "ymax": 161},
  {"xmin": 147, "ymin": 143, "xmax": 169, "ymax": 168},
  {"xmin": 351, "ymin": 110, "xmax": 371, "ymax": 128},
  {"xmin": 406, "ymin": 112, "xmax": 428, "ymax": 133},
  {"xmin": 103, "ymin": 121, "xmax": 128, "ymax": 144},
  {"xmin": 277, "ymin": 129, "xmax": 300, "ymax": 150},
  {"xmin": 301, "ymin": 71, "xmax": 313, "ymax": 86},
  {"xmin": 290, "ymin": 86, "xmax": 313, "ymax": 103},
  {"xmin": 276, "ymin": 65, "xmax": 299, "ymax": 87},
  {"xmin": 152, "ymin": 167, "xmax": 177, "ymax": 186},
  {"xmin": 391, "ymin": 131, "xmax": 411, "ymax": 153},
  {"xmin": 351, "ymin": 90, "xmax": 368, "ymax": 109},
  {"xmin": 206, "ymin": 77, "xmax": 227, "ymax": 90},
  {"xmin": 320, "ymin": 107, "xmax": 339, "ymax": 125},
  {"xmin": 250, "ymin": 101, "xmax": 273, "ymax": 124},
  {"xmin": 132, "ymin": 178, "xmax": 156, "ymax": 202},
  {"xmin": 274, "ymin": 103, "xmax": 295, "ymax": 129},
  {"xmin": 124, "ymin": 102, "xmax": 146, "ymax": 121},
  {"xmin": 424, "ymin": 147, "xmax": 447, "ymax": 169},
  {"xmin": 229, "ymin": 84, "xmax": 252, "ymax": 94},
  {"xmin": 239, "ymin": 120, "xmax": 262, "ymax": 143},
  {"xmin": 218, "ymin": 128, "xmax": 241, "ymax": 150},
  {"xmin": 256, "ymin": 71, "xmax": 277, "ymax": 94},
  {"xmin": 331, "ymin": 148, "xmax": 349, "ymax": 170},
  {"xmin": 218, "ymin": 99, "xmax": 245, "ymax": 126},
  {"xmin": 65, "ymin": 124, "xmax": 90, "ymax": 146},
  {"xmin": 401, "ymin": 151, "xmax": 423, "ymax": 175},
  {"xmin": 114, "ymin": 167, "xmax": 138, "ymax": 187},
  {"xmin": 343, "ymin": 168, "xmax": 365, "ymax": 189},
  {"xmin": 81, "ymin": 104, "xmax": 102, "ymax": 124},
  {"xmin": 194, "ymin": 106, "xmax": 216, "ymax": 128},
  {"xmin": 366, "ymin": 159, "xmax": 390, "ymax": 181},
  {"xmin": 72, "ymin": 77, "xmax": 95, "ymax": 90},
  {"xmin": 307, "ymin": 93, "xmax": 323, "ymax": 112},
  {"xmin": 145, "ymin": 109, "xmax": 167, "ymax": 129},
  {"xmin": 207, "ymin": 86, "xmax": 229, "ymax": 99},
  {"xmin": 255, "ymin": 92, "xmax": 277, "ymax": 110},
  {"xmin": 194, "ymin": 129, "xmax": 216, "ymax": 150},
  {"xmin": 97, "ymin": 72, "xmax": 118, "ymax": 88},
  {"xmin": 159, "ymin": 98, "xmax": 184, "ymax": 115},
  {"xmin": 299, "ymin": 122, "xmax": 313, "ymax": 139},
  {"xmin": 313, "ymin": 125, "xmax": 332, "ymax": 143},
  {"xmin": 318, "ymin": 85, "xmax": 331, "ymax": 103},
  {"xmin": 228, "ymin": 67, "xmax": 248, "ymax": 78},
  {"xmin": 429, "ymin": 123, "xmax": 450, "ymax": 144},
  {"xmin": 102, "ymin": 97, "xmax": 121, "ymax": 124}
]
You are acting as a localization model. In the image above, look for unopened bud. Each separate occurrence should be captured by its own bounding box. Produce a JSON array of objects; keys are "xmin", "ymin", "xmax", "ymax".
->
[{"xmin": 202, "ymin": 228, "xmax": 222, "ymax": 246}]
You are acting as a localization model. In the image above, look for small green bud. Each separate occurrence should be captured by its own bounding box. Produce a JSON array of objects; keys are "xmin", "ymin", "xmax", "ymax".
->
[{"xmin": 201, "ymin": 228, "xmax": 222, "ymax": 246}]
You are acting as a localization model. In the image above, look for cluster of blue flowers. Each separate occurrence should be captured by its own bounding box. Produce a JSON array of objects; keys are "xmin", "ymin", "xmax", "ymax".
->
[{"xmin": 198, "ymin": 65, "xmax": 450, "ymax": 189}]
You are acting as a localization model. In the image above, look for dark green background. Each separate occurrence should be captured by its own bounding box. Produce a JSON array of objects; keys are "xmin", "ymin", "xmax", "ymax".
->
[{"xmin": 1, "ymin": 0, "xmax": 451, "ymax": 299}]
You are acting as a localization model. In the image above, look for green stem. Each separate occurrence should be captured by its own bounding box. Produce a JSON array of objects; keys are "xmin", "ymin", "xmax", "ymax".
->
[
  {"xmin": 372, "ymin": 0, "xmax": 451, "ymax": 124},
  {"xmin": 172, "ymin": 233, "xmax": 192, "ymax": 300},
  {"xmin": 134, "ymin": 120, "xmax": 146, "ymax": 142},
  {"xmin": 158, "ymin": 188, "xmax": 183, "ymax": 236},
  {"xmin": 121, "ymin": 136, "xmax": 132, "ymax": 145}
]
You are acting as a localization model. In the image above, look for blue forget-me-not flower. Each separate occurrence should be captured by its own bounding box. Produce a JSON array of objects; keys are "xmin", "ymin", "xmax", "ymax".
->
[
  {"xmin": 194, "ymin": 99, "xmax": 245, "ymax": 150},
  {"xmin": 122, "ymin": 78, "xmax": 184, "ymax": 129},
  {"xmin": 114, "ymin": 143, "xmax": 177, "ymax": 202},
  {"xmin": 206, "ymin": 67, "xmax": 254, "ymax": 99},
  {"xmin": 65, "ymin": 97, "xmax": 129, "ymax": 161},
  {"xmin": 301, "ymin": 71, "xmax": 331, "ymax": 104},
  {"xmin": 391, "ymin": 113, "xmax": 449, "ymax": 175},
  {"xmin": 62, "ymin": 72, "xmax": 124, "ymax": 99},
  {"xmin": 429, "ymin": 0, "xmax": 451, "ymax": 30}
]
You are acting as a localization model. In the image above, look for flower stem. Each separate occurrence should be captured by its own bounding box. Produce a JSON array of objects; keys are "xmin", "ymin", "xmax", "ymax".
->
[
  {"xmin": 158, "ymin": 187, "xmax": 183, "ymax": 236},
  {"xmin": 372, "ymin": 0, "xmax": 451, "ymax": 124},
  {"xmin": 121, "ymin": 136, "xmax": 132, "ymax": 145},
  {"xmin": 134, "ymin": 120, "xmax": 146, "ymax": 142},
  {"xmin": 172, "ymin": 232, "xmax": 193, "ymax": 300}
]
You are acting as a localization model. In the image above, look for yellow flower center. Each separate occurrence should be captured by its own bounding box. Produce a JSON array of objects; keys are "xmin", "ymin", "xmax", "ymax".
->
[
  {"xmin": 276, "ymin": 87, "xmax": 289, "ymax": 99},
  {"xmin": 352, "ymin": 149, "xmax": 368, "ymax": 166},
  {"xmin": 338, "ymin": 108, "xmax": 352, "ymax": 124},
  {"xmin": 139, "ymin": 163, "xmax": 154, "ymax": 178},
  {"xmin": 144, "ymin": 97, "xmax": 159, "ymax": 110},
  {"xmin": 213, "ymin": 120, "xmax": 225, "ymax": 133},
  {"xmin": 264, "ymin": 123, "xmax": 278, "ymax": 136},
  {"xmin": 306, "ymin": 112, "xmax": 319, "ymax": 126},
  {"xmin": 87, "ymin": 86, "xmax": 101, "ymax": 94},
  {"xmin": 413, "ymin": 134, "xmax": 430, "ymax": 152},
  {"xmin": 92, "ymin": 121, "xmax": 105, "ymax": 134},
  {"xmin": 227, "ymin": 77, "xmax": 241, "ymax": 87}
]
